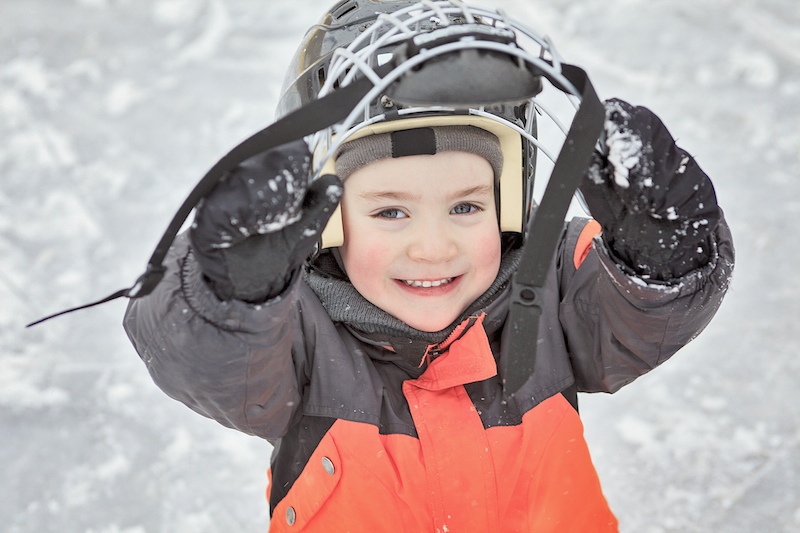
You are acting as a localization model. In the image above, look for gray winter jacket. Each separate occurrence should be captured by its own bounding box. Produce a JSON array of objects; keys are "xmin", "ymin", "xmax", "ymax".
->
[{"xmin": 123, "ymin": 215, "xmax": 733, "ymax": 530}]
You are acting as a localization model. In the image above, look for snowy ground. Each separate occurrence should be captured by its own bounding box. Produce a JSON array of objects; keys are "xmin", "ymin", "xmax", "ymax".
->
[{"xmin": 2, "ymin": 0, "xmax": 799, "ymax": 532}]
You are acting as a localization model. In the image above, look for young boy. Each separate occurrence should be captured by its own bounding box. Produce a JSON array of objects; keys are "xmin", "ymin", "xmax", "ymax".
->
[{"xmin": 123, "ymin": 2, "xmax": 734, "ymax": 531}]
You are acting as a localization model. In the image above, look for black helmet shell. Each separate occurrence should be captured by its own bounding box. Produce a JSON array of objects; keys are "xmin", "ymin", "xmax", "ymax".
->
[{"xmin": 277, "ymin": 0, "xmax": 419, "ymax": 118}]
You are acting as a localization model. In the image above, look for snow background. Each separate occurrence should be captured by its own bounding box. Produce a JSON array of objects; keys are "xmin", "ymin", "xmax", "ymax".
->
[{"xmin": 1, "ymin": 0, "xmax": 798, "ymax": 531}]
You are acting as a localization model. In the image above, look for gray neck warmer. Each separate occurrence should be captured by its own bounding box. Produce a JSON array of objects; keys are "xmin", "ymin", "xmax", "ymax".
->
[{"xmin": 304, "ymin": 248, "xmax": 521, "ymax": 345}]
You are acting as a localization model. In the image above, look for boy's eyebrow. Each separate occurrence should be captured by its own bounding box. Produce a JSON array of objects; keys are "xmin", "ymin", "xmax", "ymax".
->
[
  {"xmin": 358, "ymin": 184, "xmax": 493, "ymax": 203},
  {"xmin": 447, "ymin": 184, "xmax": 493, "ymax": 201},
  {"xmin": 358, "ymin": 190, "xmax": 420, "ymax": 203}
]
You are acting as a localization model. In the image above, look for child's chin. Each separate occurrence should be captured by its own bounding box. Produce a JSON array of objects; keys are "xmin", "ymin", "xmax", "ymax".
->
[{"xmin": 400, "ymin": 313, "xmax": 458, "ymax": 333}]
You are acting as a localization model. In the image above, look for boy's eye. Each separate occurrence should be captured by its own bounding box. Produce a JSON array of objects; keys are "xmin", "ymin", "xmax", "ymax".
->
[
  {"xmin": 376, "ymin": 208, "xmax": 407, "ymax": 219},
  {"xmin": 451, "ymin": 203, "xmax": 480, "ymax": 215}
]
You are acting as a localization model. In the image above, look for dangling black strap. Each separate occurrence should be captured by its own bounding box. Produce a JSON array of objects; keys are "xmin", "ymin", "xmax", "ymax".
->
[
  {"xmin": 26, "ymin": 73, "xmax": 379, "ymax": 327},
  {"xmin": 501, "ymin": 65, "xmax": 604, "ymax": 401},
  {"xmin": 25, "ymin": 288, "xmax": 134, "ymax": 327}
]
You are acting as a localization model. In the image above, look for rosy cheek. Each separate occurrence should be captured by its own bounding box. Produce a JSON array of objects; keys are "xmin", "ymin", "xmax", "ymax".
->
[
  {"xmin": 342, "ymin": 230, "xmax": 391, "ymax": 290},
  {"xmin": 473, "ymin": 229, "xmax": 502, "ymax": 270}
]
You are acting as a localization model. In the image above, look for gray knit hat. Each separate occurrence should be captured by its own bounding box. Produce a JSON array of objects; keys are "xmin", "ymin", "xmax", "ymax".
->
[{"xmin": 333, "ymin": 125, "xmax": 503, "ymax": 181}]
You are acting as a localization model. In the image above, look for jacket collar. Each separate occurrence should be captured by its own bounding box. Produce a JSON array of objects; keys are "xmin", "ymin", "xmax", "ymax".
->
[{"xmin": 411, "ymin": 313, "xmax": 498, "ymax": 390}]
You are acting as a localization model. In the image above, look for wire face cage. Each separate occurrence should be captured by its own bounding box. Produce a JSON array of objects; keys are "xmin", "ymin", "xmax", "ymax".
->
[{"xmin": 297, "ymin": 0, "xmax": 586, "ymax": 247}]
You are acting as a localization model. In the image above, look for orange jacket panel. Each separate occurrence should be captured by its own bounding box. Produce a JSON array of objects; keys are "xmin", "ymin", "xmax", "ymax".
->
[{"xmin": 268, "ymin": 317, "xmax": 617, "ymax": 532}]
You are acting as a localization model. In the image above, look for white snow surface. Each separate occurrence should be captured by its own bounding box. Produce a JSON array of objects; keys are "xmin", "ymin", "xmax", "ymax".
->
[{"xmin": 2, "ymin": 0, "xmax": 800, "ymax": 532}]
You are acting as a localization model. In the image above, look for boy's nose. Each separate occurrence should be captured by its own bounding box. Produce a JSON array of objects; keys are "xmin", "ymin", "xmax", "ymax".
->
[{"xmin": 407, "ymin": 221, "xmax": 458, "ymax": 263}]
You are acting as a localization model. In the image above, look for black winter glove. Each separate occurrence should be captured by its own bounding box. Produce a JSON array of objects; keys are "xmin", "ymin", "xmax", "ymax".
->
[
  {"xmin": 190, "ymin": 139, "xmax": 343, "ymax": 302},
  {"xmin": 579, "ymin": 99, "xmax": 720, "ymax": 281}
]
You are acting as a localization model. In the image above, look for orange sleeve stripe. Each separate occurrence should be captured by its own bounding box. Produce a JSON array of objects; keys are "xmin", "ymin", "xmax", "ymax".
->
[
  {"xmin": 574, "ymin": 219, "xmax": 602, "ymax": 270},
  {"xmin": 266, "ymin": 467, "xmax": 272, "ymax": 505}
]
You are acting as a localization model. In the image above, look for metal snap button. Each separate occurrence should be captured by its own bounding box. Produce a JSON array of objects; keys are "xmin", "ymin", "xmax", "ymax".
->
[
  {"xmin": 322, "ymin": 456, "xmax": 335, "ymax": 475},
  {"xmin": 286, "ymin": 506, "xmax": 296, "ymax": 525}
]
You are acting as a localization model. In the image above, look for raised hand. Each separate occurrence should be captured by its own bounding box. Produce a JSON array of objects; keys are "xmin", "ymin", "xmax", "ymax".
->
[
  {"xmin": 191, "ymin": 139, "xmax": 342, "ymax": 301},
  {"xmin": 580, "ymin": 99, "xmax": 720, "ymax": 280}
]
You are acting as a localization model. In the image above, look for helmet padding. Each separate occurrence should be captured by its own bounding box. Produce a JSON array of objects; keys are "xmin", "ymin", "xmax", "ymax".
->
[{"xmin": 333, "ymin": 125, "xmax": 503, "ymax": 182}]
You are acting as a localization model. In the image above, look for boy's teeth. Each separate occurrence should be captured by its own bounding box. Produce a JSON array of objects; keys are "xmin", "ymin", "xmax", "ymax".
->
[{"xmin": 402, "ymin": 277, "xmax": 455, "ymax": 288}]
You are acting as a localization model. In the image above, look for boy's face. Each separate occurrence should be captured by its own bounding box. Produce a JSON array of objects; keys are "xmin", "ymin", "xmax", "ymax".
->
[{"xmin": 339, "ymin": 151, "xmax": 502, "ymax": 332}]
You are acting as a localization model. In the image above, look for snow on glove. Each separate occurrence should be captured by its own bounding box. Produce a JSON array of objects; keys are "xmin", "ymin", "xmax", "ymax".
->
[
  {"xmin": 579, "ymin": 99, "xmax": 720, "ymax": 281},
  {"xmin": 190, "ymin": 139, "xmax": 343, "ymax": 302}
]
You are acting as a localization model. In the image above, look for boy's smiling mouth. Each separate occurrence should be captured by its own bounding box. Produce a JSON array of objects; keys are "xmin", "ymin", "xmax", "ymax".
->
[{"xmin": 398, "ymin": 276, "xmax": 457, "ymax": 288}]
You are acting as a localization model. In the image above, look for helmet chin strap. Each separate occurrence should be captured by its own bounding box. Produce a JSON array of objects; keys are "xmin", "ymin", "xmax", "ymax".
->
[
  {"xmin": 28, "ymin": 32, "xmax": 602, "ymax": 406},
  {"xmin": 501, "ymin": 64, "xmax": 604, "ymax": 402}
]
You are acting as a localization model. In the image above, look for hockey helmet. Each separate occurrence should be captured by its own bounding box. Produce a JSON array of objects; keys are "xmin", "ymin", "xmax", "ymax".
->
[{"xmin": 277, "ymin": 0, "xmax": 586, "ymax": 248}]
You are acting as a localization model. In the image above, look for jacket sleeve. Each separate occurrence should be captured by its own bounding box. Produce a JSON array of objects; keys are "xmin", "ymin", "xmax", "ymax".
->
[
  {"xmin": 123, "ymin": 233, "xmax": 316, "ymax": 439},
  {"xmin": 557, "ymin": 212, "xmax": 734, "ymax": 394}
]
